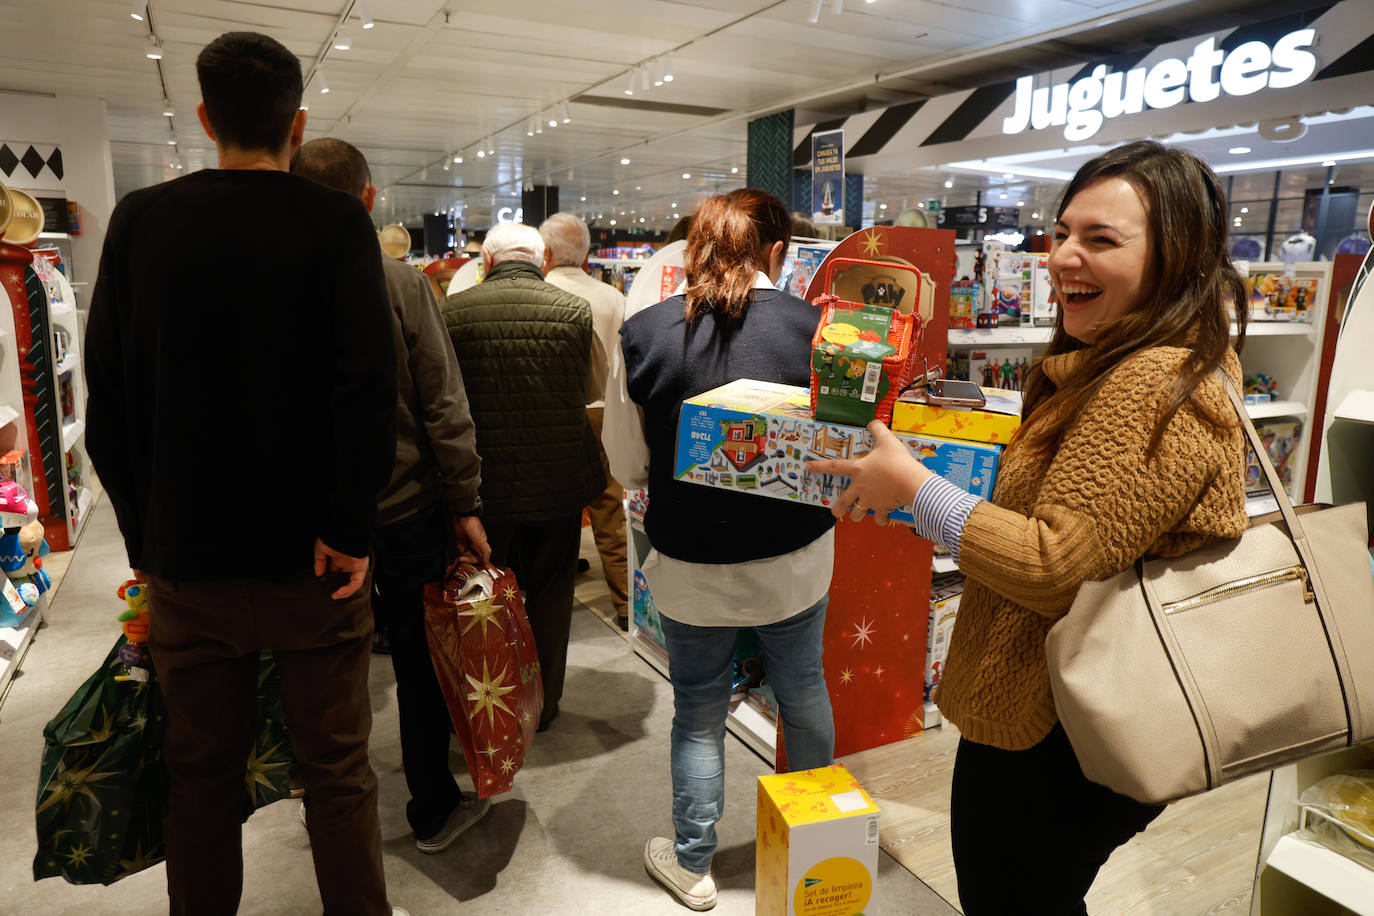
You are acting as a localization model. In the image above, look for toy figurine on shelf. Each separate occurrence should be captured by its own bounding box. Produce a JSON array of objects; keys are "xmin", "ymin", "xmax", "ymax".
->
[{"xmin": 115, "ymin": 579, "xmax": 152, "ymax": 683}]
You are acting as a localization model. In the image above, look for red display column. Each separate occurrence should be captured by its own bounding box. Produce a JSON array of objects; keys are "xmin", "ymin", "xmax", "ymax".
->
[
  {"xmin": 797, "ymin": 225, "xmax": 956, "ymax": 762},
  {"xmin": 0, "ymin": 242, "xmax": 66, "ymax": 549}
]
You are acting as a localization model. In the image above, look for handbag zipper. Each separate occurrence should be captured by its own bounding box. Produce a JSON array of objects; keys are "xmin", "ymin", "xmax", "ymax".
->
[{"xmin": 1161, "ymin": 565, "xmax": 1314, "ymax": 615}]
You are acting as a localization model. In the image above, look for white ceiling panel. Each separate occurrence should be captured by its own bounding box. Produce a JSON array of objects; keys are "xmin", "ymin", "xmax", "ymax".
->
[{"xmin": 0, "ymin": 0, "xmax": 1336, "ymax": 233}]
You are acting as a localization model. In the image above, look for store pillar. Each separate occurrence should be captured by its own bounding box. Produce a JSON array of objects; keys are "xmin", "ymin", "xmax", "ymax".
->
[
  {"xmin": 521, "ymin": 185, "xmax": 558, "ymax": 226},
  {"xmin": 53, "ymin": 96, "xmax": 116, "ymax": 311},
  {"xmin": 747, "ymin": 110, "xmax": 793, "ymax": 204}
]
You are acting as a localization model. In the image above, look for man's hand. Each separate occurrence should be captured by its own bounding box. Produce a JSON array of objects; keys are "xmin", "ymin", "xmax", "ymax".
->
[
  {"xmin": 806, "ymin": 420, "xmax": 934, "ymax": 525},
  {"xmin": 453, "ymin": 515, "xmax": 492, "ymax": 567},
  {"xmin": 313, "ymin": 538, "xmax": 370, "ymax": 599}
]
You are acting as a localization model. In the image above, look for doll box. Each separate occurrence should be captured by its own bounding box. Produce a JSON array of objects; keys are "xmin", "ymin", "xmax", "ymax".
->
[
  {"xmin": 673, "ymin": 380, "xmax": 1000, "ymax": 525},
  {"xmin": 756, "ymin": 764, "xmax": 881, "ymax": 916},
  {"xmin": 892, "ymin": 387, "xmax": 1023, "ymax": 444}
]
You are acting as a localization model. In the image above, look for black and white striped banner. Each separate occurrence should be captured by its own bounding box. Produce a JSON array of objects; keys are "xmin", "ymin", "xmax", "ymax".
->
[{"xmin": 796, "ymin": 1, "xmax": 1373, "ymax": 172}]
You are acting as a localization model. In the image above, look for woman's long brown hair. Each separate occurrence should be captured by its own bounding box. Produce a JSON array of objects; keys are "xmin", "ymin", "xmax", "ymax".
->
[
  {"xmin": 1016, "ymin": 140, "xmax": 1248, "ymax": 460},
  {"xmin": 683, "ymin": 188, "xmax": 790, "ymax": 324}
]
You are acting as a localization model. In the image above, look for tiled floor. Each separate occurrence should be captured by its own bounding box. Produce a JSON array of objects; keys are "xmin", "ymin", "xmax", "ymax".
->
[{"xmin": 0, "ymin": 498, "xmax": 956, "ymax": 915}]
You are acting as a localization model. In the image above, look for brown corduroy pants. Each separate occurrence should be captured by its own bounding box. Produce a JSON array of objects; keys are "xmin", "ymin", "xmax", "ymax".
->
[{"xmin": 147, "ymin": 568, "xmax": 389, "ymax": 916}]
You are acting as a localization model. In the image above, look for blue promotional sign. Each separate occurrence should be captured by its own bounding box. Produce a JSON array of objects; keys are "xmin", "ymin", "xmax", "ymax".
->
[{"xmin": 811, "ymin": 129, "xmax": 844, "ymax": 226}]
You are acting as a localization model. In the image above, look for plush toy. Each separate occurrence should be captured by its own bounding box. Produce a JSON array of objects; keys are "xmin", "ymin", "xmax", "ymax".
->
[{"xmin": 115, "ymin": 579, "xmax": 152, "ymax": 683}]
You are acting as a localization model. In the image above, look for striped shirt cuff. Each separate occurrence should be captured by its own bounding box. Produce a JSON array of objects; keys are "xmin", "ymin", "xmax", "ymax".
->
[{"xmin": 910, "ymin": 474, "xmax": 983, "ymax": 562}]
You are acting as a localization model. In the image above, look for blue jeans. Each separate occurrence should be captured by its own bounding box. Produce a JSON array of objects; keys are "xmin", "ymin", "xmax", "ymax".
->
[{"xmin": 659, "ymin": 596, "xmax": 835, "ymax": 874}]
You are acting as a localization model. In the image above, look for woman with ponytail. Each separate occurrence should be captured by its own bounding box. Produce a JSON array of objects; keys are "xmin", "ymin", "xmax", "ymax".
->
[
  {"xmin": 605, "ymin": 189, "xmax": 836, "ymax": 910},
  {"xmin": 808, "ymin": 141, "xmax": 1250, "ymax": 913}
]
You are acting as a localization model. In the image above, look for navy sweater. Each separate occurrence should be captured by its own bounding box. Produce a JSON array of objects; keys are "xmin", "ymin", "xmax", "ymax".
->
[{"xmin": 619, "ymin": 289, "xmax": 835, "ymax": 564}]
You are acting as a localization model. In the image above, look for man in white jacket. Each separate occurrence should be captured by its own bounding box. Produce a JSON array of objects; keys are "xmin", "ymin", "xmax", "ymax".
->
[{"xmin": 540, "ymin": 213, "xmax": 629, "ymax": 629}]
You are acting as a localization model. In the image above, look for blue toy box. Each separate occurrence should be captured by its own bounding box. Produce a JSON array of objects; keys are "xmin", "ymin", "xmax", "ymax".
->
[{"xmin": 673, "ymin": 379, "xmax": 1000, "ymax": 525}]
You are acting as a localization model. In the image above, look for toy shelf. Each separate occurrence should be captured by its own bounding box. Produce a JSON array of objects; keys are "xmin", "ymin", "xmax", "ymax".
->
[
  {"xmin": 1252, "ymin": 743, "xmax": 1374, "ymax": 915},
  {"xmin": 1262, "ymin": 832, "xmax": 1374, "ymax": 915},
  {"xmin": 0, "ymin": 601, "xmax": 45, "ymax": 712},
  {"xmin": 1246, "ymin": 400, "xmax": 1308, "ymax": 420},
  {"xmin": 947, "ymin": 327, "xmax": 1052, "ymax": 346},
  {"xmin": 61, "ymin": 418, "xmax": 85, "ymax": 454},
  {"xmin": 1243, "ymin": 321, "xmax": 1316, "ymax": 337}
]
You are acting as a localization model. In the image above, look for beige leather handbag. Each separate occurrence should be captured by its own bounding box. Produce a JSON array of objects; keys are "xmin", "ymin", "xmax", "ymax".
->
[{"xmin": 1046, "ymin": 376, "xmax": 1374, "ymax": 805}]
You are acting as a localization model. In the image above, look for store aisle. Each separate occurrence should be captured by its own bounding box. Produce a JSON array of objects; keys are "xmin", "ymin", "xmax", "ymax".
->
[{"xmin": 0, "ymin": 498, "xmax": 957, "ymax": 916}]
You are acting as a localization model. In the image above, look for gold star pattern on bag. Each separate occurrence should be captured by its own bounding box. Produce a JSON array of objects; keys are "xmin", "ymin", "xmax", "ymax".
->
[
  {"xmin": 465, "ymin": 658, "xmax": 517, "ymax": 731},
  {"xmin": 460, "ymin": 596, "xmax": 505, "ymax": 641},
  {"xmin": 36, "ymin": 759, "xmax": 121, "ymax": 815},
  {"xmin": 244, "ymin": 740, "xmax": 289, "ymax": 806}
]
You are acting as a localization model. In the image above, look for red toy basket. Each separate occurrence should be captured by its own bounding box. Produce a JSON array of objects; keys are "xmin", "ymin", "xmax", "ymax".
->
[{"xmin": 808, "ymin": 257, "xmax": 929, "ymax": 426}]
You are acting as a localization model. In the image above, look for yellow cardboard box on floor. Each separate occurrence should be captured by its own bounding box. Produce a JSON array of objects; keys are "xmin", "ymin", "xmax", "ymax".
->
[{"xmin": 757, "ymin": 764, "xmax": 881, "ymax": 916}]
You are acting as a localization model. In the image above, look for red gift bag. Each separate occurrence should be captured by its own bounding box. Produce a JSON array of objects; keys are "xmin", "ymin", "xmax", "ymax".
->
[{"xmin": 422, "ymin": 562, "xmax": 544, "ymax": 798}]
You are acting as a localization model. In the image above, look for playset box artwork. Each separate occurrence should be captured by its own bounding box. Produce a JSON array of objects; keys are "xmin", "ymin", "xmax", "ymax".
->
[
  {"xmin": 756, "ymin": 764, "xmax": 881, "ymax": 916},
  {"xmin": 673, "ymin": 380, "xmax": 1000, "ymax": 524}
]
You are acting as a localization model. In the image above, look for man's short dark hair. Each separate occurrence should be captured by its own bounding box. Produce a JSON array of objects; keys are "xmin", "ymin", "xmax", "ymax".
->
[
  {"xmin": 292, "ymin": 138, "xmax": 371, "ymax": 197},
  {"xmin": 196, "ymin": 32, "xmax": 303, "ymax": 152}
]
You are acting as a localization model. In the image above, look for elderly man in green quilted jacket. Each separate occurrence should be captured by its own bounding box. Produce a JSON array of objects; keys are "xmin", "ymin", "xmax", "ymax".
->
[{"xmin": 442, "ymin": 222, "xmax": 606, "ymax": 731}]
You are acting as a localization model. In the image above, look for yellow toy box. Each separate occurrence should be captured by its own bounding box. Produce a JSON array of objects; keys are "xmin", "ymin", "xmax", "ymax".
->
[
  {"xmin": 891, "ymin": 387, "xmax": 1023, "ymax": 445},
  {"xmin": 757, "ymin": 764, "xmax": 881, "ymax": 916}
]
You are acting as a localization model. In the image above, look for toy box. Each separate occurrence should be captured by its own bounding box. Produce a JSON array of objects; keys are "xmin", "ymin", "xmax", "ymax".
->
[
  {"xmin": 949, "ymin": 278, "xmax": 979, "ymax": 329},
  {"xmin": 926, "ymin": 572, "xmax": 964, "ymax": 702},
  {"xmin": 674, "ymin": 380, "xmax": 1000, "ymax": 525},
  {"xmin": 1247, "ymin": 418, "xmax": 1303, "ymax": 497},
  {"xmin": 892, "ymin": 387, "xmax": 1022, "ymax": 445},
  {"xmin": 756, "ymin": 764, "xmax": 881, "ymax": 916}
]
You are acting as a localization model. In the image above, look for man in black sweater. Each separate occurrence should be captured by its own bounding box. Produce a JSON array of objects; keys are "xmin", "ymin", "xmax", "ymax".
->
[{"xmin": 85, "ymin": 32, "xmax": 400, "ymax": 916}]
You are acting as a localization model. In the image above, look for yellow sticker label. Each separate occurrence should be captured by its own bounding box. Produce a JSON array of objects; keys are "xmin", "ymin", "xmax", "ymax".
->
[
  {"xmin": 820, "ymin": 322, "xmax": 860, "ymax": 346},
  {"xmin": 792, "ymin": 856, "xmax": 872, "ymax": 915}
]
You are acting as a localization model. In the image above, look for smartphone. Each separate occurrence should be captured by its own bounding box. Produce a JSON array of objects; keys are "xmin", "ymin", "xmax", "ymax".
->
[{"xmin": 924, "ymin": 379, "xmax": 986, "ymax": 409}]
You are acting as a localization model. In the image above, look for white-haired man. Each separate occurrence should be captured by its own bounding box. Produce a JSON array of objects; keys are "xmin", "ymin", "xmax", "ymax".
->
[
  {"xmin": 539, "ymin": 213, "xmax": 630, "ymax": 630},
  {"xmin": 441, "ymin": 223, "xmax": 606, "ymax": 731}
]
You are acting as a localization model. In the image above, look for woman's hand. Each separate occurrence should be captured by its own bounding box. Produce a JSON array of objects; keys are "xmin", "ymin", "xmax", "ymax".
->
[{"xmin": 806, "ymin": 421, "xmax": 934, "ymax": 525}]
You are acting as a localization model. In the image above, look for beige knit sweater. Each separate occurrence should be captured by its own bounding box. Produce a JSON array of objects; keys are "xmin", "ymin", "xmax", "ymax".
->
[{"xmin": 934, "ymin": 345, "xmax": 1249, "ymax": 750}]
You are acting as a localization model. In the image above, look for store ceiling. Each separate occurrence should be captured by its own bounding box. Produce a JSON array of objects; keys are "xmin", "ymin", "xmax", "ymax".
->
[{"xmin": 0, "ymin": 0, "xmax": 1340, "ymax": 234}]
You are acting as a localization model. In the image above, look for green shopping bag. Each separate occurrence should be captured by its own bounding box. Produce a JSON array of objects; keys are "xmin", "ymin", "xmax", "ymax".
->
[{"xmin": 33, "ymin": 637, "xmax": 296, "ymax": 885}]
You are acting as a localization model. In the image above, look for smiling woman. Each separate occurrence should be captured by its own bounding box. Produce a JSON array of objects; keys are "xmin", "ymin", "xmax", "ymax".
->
[{"xmin": 803, "ymin": 139, "xmax": 1252, "ymax": 914}]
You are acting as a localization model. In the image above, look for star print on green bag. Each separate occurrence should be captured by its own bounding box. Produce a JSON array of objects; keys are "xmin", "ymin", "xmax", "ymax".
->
[{"xmin": 33, "ymin": 636, "xmax": 295, "ymax": 885}]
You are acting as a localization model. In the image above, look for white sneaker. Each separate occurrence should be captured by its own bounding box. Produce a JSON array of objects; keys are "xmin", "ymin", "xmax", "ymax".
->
[
  {"xmin": 415, "ymin": 794, "xmax": 491, "ymax": 854},
  {"xmin": 644, "ymin": 836, "xmax": 717, "ymax": 911}
]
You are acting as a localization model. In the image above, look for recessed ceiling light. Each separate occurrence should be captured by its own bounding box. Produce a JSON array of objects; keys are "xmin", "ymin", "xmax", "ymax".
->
[
  {"xmin": 635, "ymin": 186, "xmax": 641, "ymax": 191},
  {"xmin": 670, "ymin": 202, "xmax": 677, "ymax": 207},
  {"xmin": 730, "ymin": 166, "xmax": 738, "ymax": 173},
  {"xmin": 1240, "ymin": 206, "xmax": 1248, "ymax": 213},
  {"xmin": 879, "ymin": 203, "xmax": 887, "ymax": 210},
  {"xmin": 476, "ymin": 149, "xmax": 485, "ymax": 158},
  {"xmin": 682, "ymin": 172, "xmax": 691, "ymax": 179},
  {"xmin": 620, "ymin": 157, "xmax": 631, "ymax": 165},
  {"xmin": 1016, "ymin": 200, "xmax": 1024, "ymax": 206},
  {"xmin": 613, "ymin": 189, "xmax": 620, "ymax": 195},
  {"xmin": 580, "ymin": 196, "xmax": 587, "ymax": 201},
  {"xmin": 943, "ymin": 179, "xmax": 953, "ymax": 188},
  {"xmin": 1228, "ymin": 146, "xmax": 1251, "ymax": 155},
  {"xmin": 999, "ymin": 192, "xmax": 1008, "ymax": 199},
  {"xmin": 548, "ymin": 118, "xmax": 558, "ymax": 128},
  {"xmin": 610, "ymin": 219, "xmax": 617, "ymax": 225},
  {"xmin": 1031, "ymin": 211, "xmax": 1040, "ymax": 219},
  {"xmin": 673, "ymin": 212, "xmax": 680, "ymax": 218}
]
